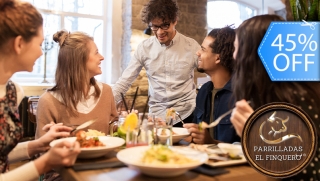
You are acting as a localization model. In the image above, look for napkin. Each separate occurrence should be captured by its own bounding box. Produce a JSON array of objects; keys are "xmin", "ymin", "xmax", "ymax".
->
[
  {"xmin": 191, "ymin": 164, "xmax": 229, "ymax": 176},
  {"xmin": 72, "ymin": 160, "xmax": 125, "ymax": 171},
  {"xmin": 72, "ymin": 151, "xmax": 126, "ymax": 171}
]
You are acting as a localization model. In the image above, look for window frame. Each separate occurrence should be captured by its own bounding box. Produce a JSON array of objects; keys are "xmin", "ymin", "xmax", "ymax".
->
[
  {"xmin": 12, "ymin": 0, "xmax": 112, "ymax": 84},
  {"xmin": 207, "ymin": 0, "xmax": 258, "ymax": 31}
]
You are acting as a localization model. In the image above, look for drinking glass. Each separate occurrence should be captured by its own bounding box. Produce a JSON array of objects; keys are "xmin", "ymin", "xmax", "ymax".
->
[
  {"xmin": 126, "ymin": 126, "xmax": 148, "ymax": 148},
  {"xmin": 142, "ymin": 113, "xmax": 155, "ymax": 145},
  {"xmin": 125, "ymin": 113, "xmax": 155, "ymax": 147},
  {"xmin": 110, "ymin": 111, "xmax": 127, "ymax": 138},
  {"xmin": 154, "ymin": 116, "xmax": 173, "ymax": 146}
]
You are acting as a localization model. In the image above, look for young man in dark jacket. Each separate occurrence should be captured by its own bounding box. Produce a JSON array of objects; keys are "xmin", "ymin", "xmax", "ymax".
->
[{"xmin": 184, "ymin": 27, "xmax": 240, "ymax": 144}]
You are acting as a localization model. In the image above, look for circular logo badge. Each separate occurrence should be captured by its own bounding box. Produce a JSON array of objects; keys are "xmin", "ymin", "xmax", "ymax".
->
[{"xmin": 242, "ymin": 102, "xmax": 317, "ymax": 178}]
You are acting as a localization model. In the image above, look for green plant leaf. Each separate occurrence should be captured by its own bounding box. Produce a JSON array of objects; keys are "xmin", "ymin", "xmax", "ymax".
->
[
  {"xmin": 290, "ymin": 0, "xmax": 320, "ymax": 21},
  {"xmin": 297, "ymin": 2, "xmax": 305, "ymax": 20},
  {"xmin": 318, "ymin": 0, "xmax": 320, "ymax": 20},
  {"xmin": 298, "ymin": 0, "xmax": 308, "ymax": 17},
  {"xmin": 308, "ymin": 0, "xmax": 319, "ymax": 20},
  {"xmin": 290, "ymin": 0, "xmax": 299, "ymax": 20}
]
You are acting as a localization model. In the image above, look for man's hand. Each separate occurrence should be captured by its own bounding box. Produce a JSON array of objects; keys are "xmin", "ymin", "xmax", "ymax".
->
[{"xmin": 183, "ymin": 123, "xmax": 206, "ymax": 144}]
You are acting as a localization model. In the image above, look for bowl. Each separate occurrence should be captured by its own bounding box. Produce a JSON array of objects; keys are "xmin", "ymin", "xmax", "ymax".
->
[
  {"xmin": 156, "ymin": 127, "xmax": 190, "ymax": 144},
  {"xmin": 172, "ymin": 127, "xmax": 190, "ymax": 143},
  {"xmin": 50, "ymin": 136, "xmax": 125, "ymax": 159},
  {"xmin": 117, "ymin": 146, "xmax": 208, "ymax": 177},
  {"xmin": 217, "ymin": 143, "xmax": 243, "ymax": 158}
]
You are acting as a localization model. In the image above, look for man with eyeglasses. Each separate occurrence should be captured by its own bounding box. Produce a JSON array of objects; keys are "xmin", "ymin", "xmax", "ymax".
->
[{"xmin": 112, "ymin": 0, "xmax": 200, "ymax": 126}]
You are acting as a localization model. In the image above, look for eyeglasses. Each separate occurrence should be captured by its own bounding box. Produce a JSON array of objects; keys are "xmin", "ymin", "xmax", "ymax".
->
[{"xmin": 149, "ymin": 23, "xmax": 171, "ymax": 31}]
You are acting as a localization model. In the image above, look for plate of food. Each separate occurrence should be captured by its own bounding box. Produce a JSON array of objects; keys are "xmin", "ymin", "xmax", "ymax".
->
[
  {"xmin": 156, "ymin": 127, "xmax": 190, "ymax": 144},
  {"xmin": 189, "ymin": 143, "xmax": 247, "ymax": 167},
  {"xmin": 172, "ymin": 127, "xmax": 190, "ymax": 143},
  {"xmin": 50, "ymin": 130, "xmax": 125, "ymax": 159},
  {"xmin": 117, "ymin": 145, "xmax": 208, "ymax": 177}
]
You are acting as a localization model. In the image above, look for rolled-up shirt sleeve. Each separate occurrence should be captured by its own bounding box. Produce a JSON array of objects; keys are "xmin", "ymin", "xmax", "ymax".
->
[
  {"xmin": 8, "ymin": 141, "xmax": 30, "ymax": 163},
  {"xmin": 0, "ymin": 161, "xmax": 39, "ymax": 181},
  {"xmin": 3, "ymin": 142, "xmax": 39, "ymax": 181}
]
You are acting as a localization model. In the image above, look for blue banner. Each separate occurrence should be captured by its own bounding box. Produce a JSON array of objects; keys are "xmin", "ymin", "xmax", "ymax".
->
[{"xmin": 258, "ymin": 21, "xmax": 320, "ymax": 81}]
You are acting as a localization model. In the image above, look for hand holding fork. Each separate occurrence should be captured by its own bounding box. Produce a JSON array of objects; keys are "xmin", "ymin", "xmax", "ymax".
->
[{"xmin": 200, "ymin": 101, "xmax": 252, "ymax": 129}]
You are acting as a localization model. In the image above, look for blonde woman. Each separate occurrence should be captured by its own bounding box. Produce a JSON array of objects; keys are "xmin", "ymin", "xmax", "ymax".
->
[
  {"xmin": 35, "ymin": 30, "xmax": 117, "ymax": 138},
  {"xmin": 35, "ymin": 30, "xmax": 118, "ymax": 180}
]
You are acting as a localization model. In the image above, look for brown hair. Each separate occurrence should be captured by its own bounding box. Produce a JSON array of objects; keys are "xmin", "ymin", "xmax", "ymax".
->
[
  {"xmin": 141, "ymin": 0, "xmax": 179, "ymax": 24},
  {"xmin": 232, "ymin": 14, "xmax": 320, "ymax": 128},
  {"xmin": 0, "ymin": 0, "xmax": 43, "ymax": 52},
  {"xmin": 50, "ymin": 30, "xmax": 101, "ymax": 115}
]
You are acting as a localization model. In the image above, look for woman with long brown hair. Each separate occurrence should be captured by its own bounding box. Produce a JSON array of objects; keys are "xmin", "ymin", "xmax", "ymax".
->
[
  {"xmin": 230, "ymin": 14, "xmax": 320, "ymax": 180},
  {"xmin": 0, "ymin": 0, "xmax": 80, "ymax": 180},
  {"xmin": 35, "ymin": 30, "xmax": 118, "ymax": 180},
  {"xmin": 36, "ymin": 30, "xmax": 117, "ymax": 138}
]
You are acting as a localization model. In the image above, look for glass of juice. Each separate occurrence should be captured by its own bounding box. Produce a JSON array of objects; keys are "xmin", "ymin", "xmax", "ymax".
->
[{"xmin": 125, "ymin": 113, "xmax": 153, "ymax": 148}]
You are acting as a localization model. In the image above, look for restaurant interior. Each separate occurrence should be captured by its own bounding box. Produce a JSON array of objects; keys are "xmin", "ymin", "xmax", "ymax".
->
[
  {"xmin": 8, "ymin": 0, "xmax": 311, "ymax": 181},
  {"xmin": 18, "ymin": 0, "xmax": 289, "ymax": 113}
]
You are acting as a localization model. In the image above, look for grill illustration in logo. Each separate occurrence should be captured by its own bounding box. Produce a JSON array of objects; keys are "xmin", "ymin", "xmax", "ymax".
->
[
  {"xmin": 242, "ymin": 103, "xmax": 317, "ymax": 178},
  {"xmin": 259, "ymin": 111, "xmax": 303, "ymax": 144}
]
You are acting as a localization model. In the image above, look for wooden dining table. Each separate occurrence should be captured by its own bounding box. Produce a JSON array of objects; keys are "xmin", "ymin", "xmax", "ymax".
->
[
  {"xmin": 57, "ymin": 144, "xmax": 277, "ymax": 181},
  {"xmin": 59, "ymin": 163, "xmax": 275, "ymax": 181}
]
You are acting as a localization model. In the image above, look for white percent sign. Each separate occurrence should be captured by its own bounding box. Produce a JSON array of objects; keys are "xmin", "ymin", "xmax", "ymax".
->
[{"xmin": 298, "ymin": 34, "xmax": 318, "ymax": 51}]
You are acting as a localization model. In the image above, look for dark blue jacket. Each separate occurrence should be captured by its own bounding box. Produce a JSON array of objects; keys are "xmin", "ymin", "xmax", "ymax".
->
[{"xmin": 193, "ymin": 80, "xmax": 240, "ymax": 143}]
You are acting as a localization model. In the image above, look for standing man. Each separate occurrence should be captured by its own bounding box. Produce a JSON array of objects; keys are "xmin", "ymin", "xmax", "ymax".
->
[
  {"xmin": 184, "ymin": 27, "xmax": 240, "ymax": 143},
  {"xmin": 112, "ymin": 0, "xmax": 200, "ymax": 126}
]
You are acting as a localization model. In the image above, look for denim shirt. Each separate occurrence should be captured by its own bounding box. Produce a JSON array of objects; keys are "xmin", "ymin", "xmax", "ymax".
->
[
  {"xmin": 112, "ymin": 31, "xmax": 200, "ymax": 121},
  {"xmin": 193, "ymin": 80, "xmax": 240, "ymax": 143}
]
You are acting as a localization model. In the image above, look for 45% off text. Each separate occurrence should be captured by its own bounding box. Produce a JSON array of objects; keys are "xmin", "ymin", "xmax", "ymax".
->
[{"xmin": 271, "ymin": 33, "xmax": 318, "ymax": 72}]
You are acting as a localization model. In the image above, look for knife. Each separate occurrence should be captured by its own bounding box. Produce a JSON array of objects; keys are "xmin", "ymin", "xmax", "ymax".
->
[{"xmin": 70, "ymin": 118, "xmax": 97, "ymax": 134}]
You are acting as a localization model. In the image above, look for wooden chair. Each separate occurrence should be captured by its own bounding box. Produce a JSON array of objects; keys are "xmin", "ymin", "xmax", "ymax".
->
[
  {"xmin": 18, "ymin": 96, "xmax": 38, "ymax": 142},
  {"xmin": 27, "ymin": 96, "xmax": 39, "ymax": 124}
]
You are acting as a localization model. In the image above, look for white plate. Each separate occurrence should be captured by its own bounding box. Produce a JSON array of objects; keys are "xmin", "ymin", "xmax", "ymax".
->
[
  {"xmin": 189, "ymin": 144, "xmax": 247, "ymax": 167},
  {"xmin": 172, "ymin": 127, "xmax": 190, "ymax": 143},
  {"xmin": 50, "ymin": 136, "xmax": 125, "ymax": 159},
  {"xmin": 206, "ymin": 155, "xmax": 247, "ymax": 167},
  {"xmin": 217, "ymin": 143, "xmax": 243, "ymax": 157},
  {"xmin": 117, "ymin": 146, "xmax": 208, "ymax": 177}
]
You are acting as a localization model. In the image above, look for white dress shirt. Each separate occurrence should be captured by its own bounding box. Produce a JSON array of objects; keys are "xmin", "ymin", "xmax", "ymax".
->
[{"xmin": 112, "ymin": 31, "xmax": 200, "ymax": 121}]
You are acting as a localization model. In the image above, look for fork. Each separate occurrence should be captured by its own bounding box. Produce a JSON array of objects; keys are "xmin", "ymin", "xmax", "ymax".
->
[
  {"xmin": 175, "ymin": 111, "xmax": 185, "ymax": 125},
  {"xmin": 202, "ymin": 101, "xmax": 251, "ymax": 129}
]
